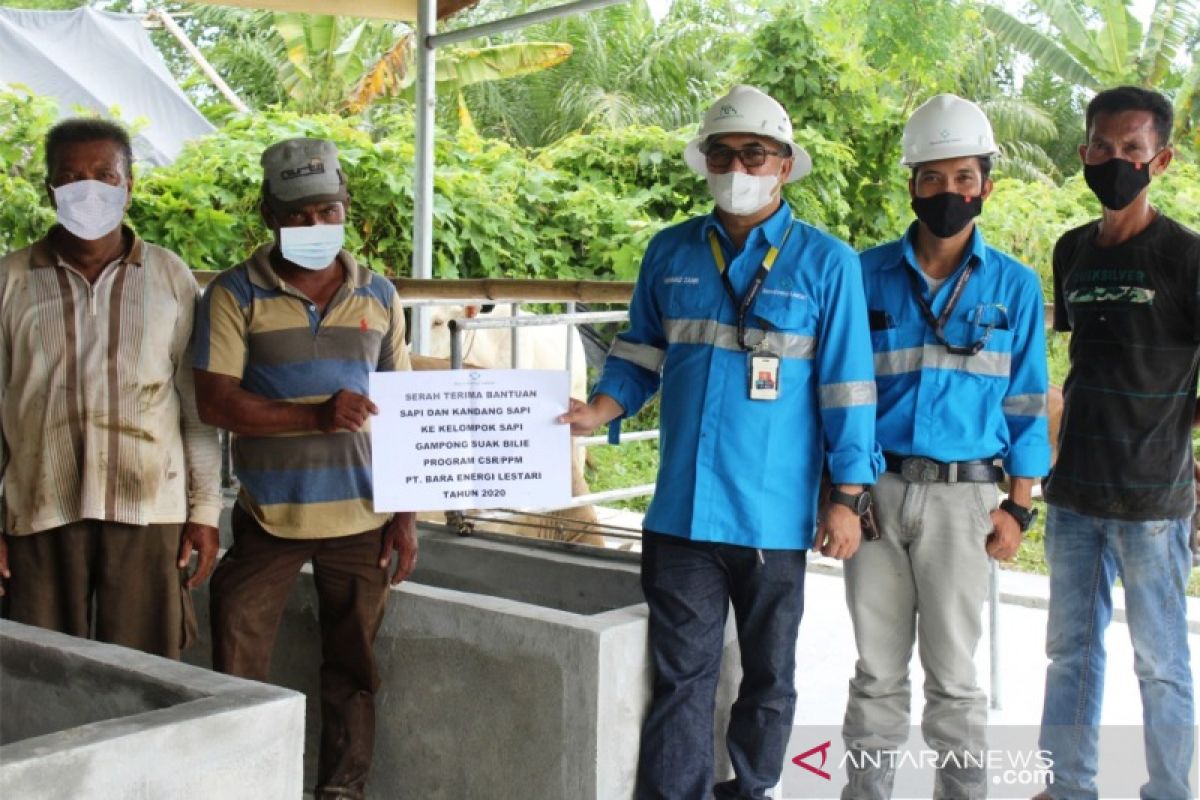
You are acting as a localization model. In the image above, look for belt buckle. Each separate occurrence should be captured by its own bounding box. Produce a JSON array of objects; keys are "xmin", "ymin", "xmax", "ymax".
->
[{"xmin": 901, "ymin": 457, "xmax": 940, "ymax": 483}]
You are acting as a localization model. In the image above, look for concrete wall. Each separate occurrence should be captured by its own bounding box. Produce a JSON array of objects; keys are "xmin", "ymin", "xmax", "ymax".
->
[
  {"xmin": 0, "ymin": 620, "xmax": 305, "ymax": 800},
  {"xmin": 188, "ymin": 524, "xmax": 741, "ymax": 800}
]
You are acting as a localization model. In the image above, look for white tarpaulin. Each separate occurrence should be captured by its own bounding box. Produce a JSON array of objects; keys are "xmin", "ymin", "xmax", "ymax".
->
[{"xmin": 0, "ymin": 7, "xmax": 215, "ymax": 166}]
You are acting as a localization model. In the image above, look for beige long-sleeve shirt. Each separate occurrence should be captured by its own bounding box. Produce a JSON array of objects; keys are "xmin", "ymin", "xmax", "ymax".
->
[{"xmin": 0, "ymin": 228, "xmax": 222, "ymax": 535}]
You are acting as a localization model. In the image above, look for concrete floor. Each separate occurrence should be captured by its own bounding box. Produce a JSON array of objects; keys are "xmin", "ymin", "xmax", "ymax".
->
[{"xmin": 592, "ymin": 506, "xmax": 1200, "ymax": 799}]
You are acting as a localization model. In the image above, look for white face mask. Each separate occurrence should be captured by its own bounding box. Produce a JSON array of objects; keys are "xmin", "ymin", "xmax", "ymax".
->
[
  {"xmin": 53, "ymin": 179, "xmax": 128, "ymax": 241},
  {"xmin": 706, "ymin": 171, "xmax": 780, "ymax": 216},
  {"xmin": 279, "ymin": 224, "xmax": 345, "ymax": 270}
]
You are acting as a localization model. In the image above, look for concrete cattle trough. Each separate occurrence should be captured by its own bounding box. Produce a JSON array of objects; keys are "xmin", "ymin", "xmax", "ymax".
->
[
  {"xmin": 0, "ymin": 620, "xmax": 305, "ymax": 799},
  {"xmin": 190, "ymin": 524, "xmax": 742, "ymax": 800}
]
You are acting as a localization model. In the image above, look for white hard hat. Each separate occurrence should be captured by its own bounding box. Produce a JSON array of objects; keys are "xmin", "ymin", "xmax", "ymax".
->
[
  {"xmin": 684, "ymin": 85, "xmax": 812, "ymax": 183},
  {"xmin": 901, "ymin": 93, "xmax": 997, "ymax": 167}
]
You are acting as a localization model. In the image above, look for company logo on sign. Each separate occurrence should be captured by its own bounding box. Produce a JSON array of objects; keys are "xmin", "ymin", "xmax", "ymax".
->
[{"xmin": 792, "ymin": 740, "xmax": 833, "ymax": 780}]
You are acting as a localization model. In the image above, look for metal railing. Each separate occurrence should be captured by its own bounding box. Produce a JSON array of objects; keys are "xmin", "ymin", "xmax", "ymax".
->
[{"xmin": 417, "ymin": 298, "xmax": 660, "ymax": 528}]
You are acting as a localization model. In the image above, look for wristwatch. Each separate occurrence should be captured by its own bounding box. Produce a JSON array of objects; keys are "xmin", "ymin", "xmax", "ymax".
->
[
  {"xmin": 829, "ymin": 487, "xmax": 872, "ymax": 516},
  {"xmin": 999, "ymin": 498, "xmax": 1037, "ymax": 532}
]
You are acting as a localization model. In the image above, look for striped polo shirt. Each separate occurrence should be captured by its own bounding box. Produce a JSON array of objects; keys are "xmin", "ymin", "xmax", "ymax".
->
[
  {"xmin": 0, "ymin": 227, "xmax": 222, "ymax": 535},
  {"xmin": 194, "ymin": 244, "xmax": 410, "ymax": 539}
]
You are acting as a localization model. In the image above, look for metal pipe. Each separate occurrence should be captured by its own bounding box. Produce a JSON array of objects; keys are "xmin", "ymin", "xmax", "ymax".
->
[
  {"xmin": 578, "ymin": 430, "xmax": 658, "ymax": 447},
  {"xmin": 150, "ymin": 9, "xmax": 250, "ymax": 113},
  {"xmin": 429, "ymin": 0, "xmax": 627, "ymax": 47},
  {"xmin": 452, "ymin": 311, "xmax": 629, "ymax": 329},
  {"xmin": 410, "ymin": 0, "xmax": 437, "ymax": 355},
  {"xmin": 510, "ymin": 302, "xmax": 521, "ymax": 369},
  {"xmin": 540, "ymin": 483, "xmax": 657, "ymax": 509},
  {"xmin": 449, "ymin": 319, "xmax": 464, "ymax": 370},
  {"xmin": 565, "ymin": 300, "xmax": 576, "ymax": 377},
  {"xmin": 193, "ymin": 273, "xmax": 638, "ymax": 303}
]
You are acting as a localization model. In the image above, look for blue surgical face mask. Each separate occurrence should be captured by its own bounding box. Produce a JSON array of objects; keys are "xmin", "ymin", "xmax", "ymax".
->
[{"xmin": 279, "ymin": 224, "xmax": 345, "ymax": 270}]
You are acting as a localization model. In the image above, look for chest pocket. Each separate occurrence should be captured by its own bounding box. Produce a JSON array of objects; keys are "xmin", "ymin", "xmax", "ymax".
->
[
  {"xmin": 661, "ymin": 274, "xmax": 716, "ymax": 318},
  {"xmin": 753, "ymin": 291, "xmax": 816, "ymax": 335},
  {"xmin": 941, "ymin": 302, "xmax": 1014, "ymax": 360}
]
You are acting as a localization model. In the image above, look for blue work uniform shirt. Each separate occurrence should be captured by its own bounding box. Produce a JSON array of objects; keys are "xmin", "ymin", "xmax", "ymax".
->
[
  {"xmin": 593, "ymin": 202, "xmax": 882, "ymax": 550},
  {"xmin": 860, "ymin": 223, "xmax": 1051, "ymax": 477}
]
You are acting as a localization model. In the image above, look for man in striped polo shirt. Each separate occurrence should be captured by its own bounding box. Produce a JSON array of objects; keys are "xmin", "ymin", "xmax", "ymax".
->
[
  {"xmin": 193, "ymin": 137, "xmax": 416, "ymax": 800},
  {"xmin": 0, "ymin": 118, "xmax": 221, "ymax": 659}
]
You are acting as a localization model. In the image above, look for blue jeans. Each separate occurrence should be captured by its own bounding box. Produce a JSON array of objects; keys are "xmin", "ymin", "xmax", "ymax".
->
[
  {"xmin": 1038, "ymin": 504, "xmax": 1195, "ymax": 800},
  {"xmin": 636, "ymin": 530, "xmax": 807, "ymax": 800}
]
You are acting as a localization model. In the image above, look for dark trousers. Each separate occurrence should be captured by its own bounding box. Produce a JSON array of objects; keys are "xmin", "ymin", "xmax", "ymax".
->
[
  {"xmin": 637, "ymin": 530, "xmax": 807, "ymax": 800},
  {"xmin": 5, "ymin": 520, "xmax": 191, "ymax": 659},
  {"xmin": 210, "ymin": 504, "xmax": 390, "ymax": 800}
]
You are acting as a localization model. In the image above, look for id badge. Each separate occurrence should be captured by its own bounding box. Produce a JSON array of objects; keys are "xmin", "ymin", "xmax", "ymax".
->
[{"xmin": 748, "ymin": 351, "xmax": 781, "ymax": 401}]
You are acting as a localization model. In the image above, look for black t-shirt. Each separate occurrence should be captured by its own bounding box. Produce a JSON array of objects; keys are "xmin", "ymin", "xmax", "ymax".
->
[{"xmin": 1045, "ymin": 214, "xmax": 1200, "ymax": 520}]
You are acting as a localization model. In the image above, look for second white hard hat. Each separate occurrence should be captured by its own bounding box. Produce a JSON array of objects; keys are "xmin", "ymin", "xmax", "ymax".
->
[
  {"xmin": 901, "ymin": 93, "xmax": 997, "ymax": 167},
  {"xmin": 684, "ymin": 85, "xmax": 812, "ymax": 183}
]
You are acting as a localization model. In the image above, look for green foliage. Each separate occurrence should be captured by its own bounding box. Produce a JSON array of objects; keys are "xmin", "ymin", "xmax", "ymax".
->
[
  {"xmin": 981, "ymin": 0, "xmax": 1200, "ymax": 142},
  {"xmin": 0, "ymin": 85, "xmax": 57, "ymax": 180},
  {"xmin": 459, "ymin": 0, "xmax": 742, "ymax": 147},
  {"xmin": 742, "ymin": 1, "xmax": 978, "ymax": 246},
  {"xmin": 982, "ymin": 163, "xmax": 1200, "ymax": 292},
  {"xmin": 584, "ymin": 396, "xmax": 662, "ymax": 513},
  {"xmin": 0, "ymin": 87, "xmax": 58, "ymax": 253}
]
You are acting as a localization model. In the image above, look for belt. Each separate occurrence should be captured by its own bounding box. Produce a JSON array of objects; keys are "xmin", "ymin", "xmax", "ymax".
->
[{"xmin": 883, "ymin": 452, "xmax": 1004, "ymax": 484}]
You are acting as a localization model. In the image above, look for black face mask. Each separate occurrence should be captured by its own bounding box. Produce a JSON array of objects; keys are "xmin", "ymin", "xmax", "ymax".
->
[
  {"xmin": 911, "ymin": 192, "xmax": 982, "ymax": 238},
  {"xmin": 1083, "ymin": 153, "xmax": 1160, "ymax": 211}
]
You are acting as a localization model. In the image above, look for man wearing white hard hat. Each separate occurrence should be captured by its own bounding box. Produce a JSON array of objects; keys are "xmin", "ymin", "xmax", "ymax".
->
[
  {"xmin": 839, "ymin": 94, "xmax": 1050, "ymax": 799},
  {"xmin": 561, "ymin": 85, "xmax": 880, "ymax": 799}
]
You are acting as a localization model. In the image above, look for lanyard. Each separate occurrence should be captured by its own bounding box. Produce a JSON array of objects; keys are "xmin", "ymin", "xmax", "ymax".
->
[
  {"xmin": 708, "ymin": 224, "xmax": 793, "ymax": 351},
  {"xmin": 905, "ymin": 259, "xmax": 984, "ymax": 356}
]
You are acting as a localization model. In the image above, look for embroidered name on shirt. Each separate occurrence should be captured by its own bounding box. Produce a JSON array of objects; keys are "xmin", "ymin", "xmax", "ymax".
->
[
  {"xmin": 761, "ymin": 288, "xmax": 808, "ymax": 300},
  {"xmin": 663, "ymin": 276, "xmax": 700, "ymax": 285}
]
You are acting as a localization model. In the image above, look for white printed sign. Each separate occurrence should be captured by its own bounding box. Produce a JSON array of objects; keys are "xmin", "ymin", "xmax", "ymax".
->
[{"xmin": 369, "ymin": 369, "xmax": 572, "ymax": 512}]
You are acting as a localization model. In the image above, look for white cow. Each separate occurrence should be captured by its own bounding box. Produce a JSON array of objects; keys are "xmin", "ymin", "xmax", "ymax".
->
[
  {"xmin": 418, "ymin": 303, "xmax": 603, "ymax": 546},
  {"xmin": 426, "ymin": 304, "xmax": 588, "ymax": 401}
]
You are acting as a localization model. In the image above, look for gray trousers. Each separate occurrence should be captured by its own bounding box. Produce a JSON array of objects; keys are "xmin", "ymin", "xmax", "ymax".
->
[{"xmin": 841, "ymin": 472, "xmax": 997, "ymax": 799}]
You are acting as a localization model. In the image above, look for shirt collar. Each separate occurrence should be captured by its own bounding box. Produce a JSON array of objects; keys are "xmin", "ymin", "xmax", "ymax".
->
[
  {"xmin": 30, "ymin": 225, "xmax": 144, "ymax": 270},
  {"xmin": 246, "ymin": 242, "xmax": 370, "ymax": 292},
  {"xmin": 700, "ymin": 201, "xmax": 794, "ymax": 251},
  {"xmin": 892, "ymin": 221, "xmax": 988, "ymax": 274}
]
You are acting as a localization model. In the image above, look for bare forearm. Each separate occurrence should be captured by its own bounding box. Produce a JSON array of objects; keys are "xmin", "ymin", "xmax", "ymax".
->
[
  {"xmin": 589, "ymin": 394, "xmax": 626, "ymax": 427},
  {"xmin": 194, "ymin": 369, "xmax": 319, "ymax": 436},
  {"xmin": 1008, "ymin": 477, "xmax": 1035, "ymax": 507}
]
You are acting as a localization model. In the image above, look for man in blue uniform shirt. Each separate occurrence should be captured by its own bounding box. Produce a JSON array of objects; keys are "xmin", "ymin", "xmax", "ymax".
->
[
  {"xmin": 840, "ymin": 95, "xmax": 1050, "ymax": 800},
  {"xmin": 561, "ymin": 85, "xmax": 881, "ymax": 800}
]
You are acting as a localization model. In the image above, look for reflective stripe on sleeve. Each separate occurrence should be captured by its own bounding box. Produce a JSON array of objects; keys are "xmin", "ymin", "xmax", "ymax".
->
[
  {"xmin": 664, "ymin": 318, "xmax": 816, "ymax": 359},
  {"xmin": 818, "ymin": 381, "xmax": 877, "ymax": 409},
  {"xmin": 1002, "ymin": 392, "xmax": 1048, "ymax": 417},
  {"xmin": 609, "ymin": 339, "xmax": 666, "ymax": 372}
]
